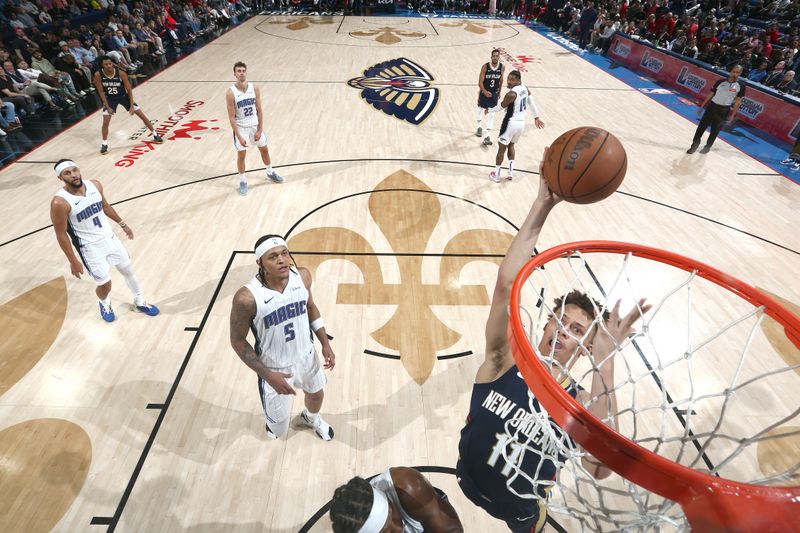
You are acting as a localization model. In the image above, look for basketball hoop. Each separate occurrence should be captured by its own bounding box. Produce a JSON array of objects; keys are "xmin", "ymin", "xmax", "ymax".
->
[{"xmin": 508, "ymin": 241, "xmax": 800, "ymax": 532}]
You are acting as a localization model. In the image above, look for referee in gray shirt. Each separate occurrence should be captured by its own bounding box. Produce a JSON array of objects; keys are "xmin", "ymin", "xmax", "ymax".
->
[{"xmin": 687, "ymin": 65, "xmax": 745, "ymax": 154}]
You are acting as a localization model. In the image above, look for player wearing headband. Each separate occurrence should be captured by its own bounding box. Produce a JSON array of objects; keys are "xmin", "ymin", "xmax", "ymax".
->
[
  {"xmin": 229, "ymin": 234, "xmax": 335, "ymax": 441},
  {"xmin": 50, "ymin": 159, "xmax": 160, "ymax": 322},
  {"xmin": 330, "ymin": 468, "xmax": 464, "ymax": 533}
]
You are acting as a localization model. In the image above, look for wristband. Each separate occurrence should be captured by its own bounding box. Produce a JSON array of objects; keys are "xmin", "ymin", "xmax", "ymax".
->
[
  {"xmin": 119, "ymin": 221, "xmax": 127, "ymax": 228},
  {"xmin": 310, "ymin": 318, "xmax": 324, "ymax": 332}
]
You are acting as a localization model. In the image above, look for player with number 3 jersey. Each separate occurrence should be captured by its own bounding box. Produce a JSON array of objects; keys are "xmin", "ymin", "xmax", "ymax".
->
[{"xmin": 226, "ymin": 61, "xmax": 283, "ymax": 196}]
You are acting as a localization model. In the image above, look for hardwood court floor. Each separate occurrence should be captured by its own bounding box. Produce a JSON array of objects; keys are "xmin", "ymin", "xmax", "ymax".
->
[{"xmin": 0, "ymin": 15, "xmax": 798, "ymax": 533}]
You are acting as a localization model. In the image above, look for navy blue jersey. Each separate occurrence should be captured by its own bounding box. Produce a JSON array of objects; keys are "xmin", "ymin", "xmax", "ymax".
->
[
  {"xmin": 482, "ymin": 61, "xmax": 503, "ymax": 95},
  {"xmin": 100, "ymin": 68, "xmax": 128, "ymax": 102},
  {"xmin": 457, "ymin": 366, "xmax": 579, "ymax": 519}
]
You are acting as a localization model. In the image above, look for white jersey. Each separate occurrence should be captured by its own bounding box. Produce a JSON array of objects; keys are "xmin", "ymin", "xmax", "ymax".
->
[
  {"xmin": 245, "ymin": 268, "xmax": 313, "ymax": 368},
  {"xmin": 370, "ymin": 470, "xmax": 424, "ymax": 533},
  {"xmin": 506, "ymin": 84, "xmax": 530, "ymax": 122},
  {"xmin": 54, "ymin": 180, "xmax": 113, "ymax": 246},
  {"xmin": 230, "ymin": 82, "xmax": 258, "ymax": 128}
]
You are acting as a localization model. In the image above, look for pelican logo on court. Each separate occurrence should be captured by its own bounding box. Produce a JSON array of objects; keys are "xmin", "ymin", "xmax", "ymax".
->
[{"xmin": 347, "ymin": 58, "xmax": 439, "ymax": 126}]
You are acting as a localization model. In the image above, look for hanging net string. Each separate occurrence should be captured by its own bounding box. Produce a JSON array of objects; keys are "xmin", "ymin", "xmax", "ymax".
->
[{"xmin": 498, "ymin": 248, "xmax": 800, "ymax": 532}]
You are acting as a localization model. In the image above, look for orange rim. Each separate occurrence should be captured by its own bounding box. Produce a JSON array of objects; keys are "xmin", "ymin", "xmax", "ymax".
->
[{"xmin": 508, "ymin": 241, "xmax": 800, "ymax": 532}]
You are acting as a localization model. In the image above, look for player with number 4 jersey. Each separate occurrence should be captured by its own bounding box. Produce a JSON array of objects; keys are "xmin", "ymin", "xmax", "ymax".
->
[
  {"xmin": 50, "ymin": 159, "xmax": 159, "ymax": 323},
  {"xmin": 229, "ymin": 235, "xmax": 336, "ymax": 442},
  {"xmin": 226, "ymin": 61, "xmax": 283, "ymax": 196}
]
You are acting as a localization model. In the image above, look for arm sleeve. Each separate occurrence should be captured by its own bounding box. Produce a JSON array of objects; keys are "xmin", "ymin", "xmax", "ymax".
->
[
  {"xmin": 738, "ymin": 84, "xmax": 746, "ymax": 97},
  {"xmin": 526, "ymin": 94, "xmax": 539, "ymax": 117}
]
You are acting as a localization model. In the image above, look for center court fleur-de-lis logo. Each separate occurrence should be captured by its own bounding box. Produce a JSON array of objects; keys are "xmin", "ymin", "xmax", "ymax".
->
[
  {"xmin": 438, "ymin": 20, "xmax": 505, "ymax": 34},
  {"xmin": 347, "ymin": 58, "xmax": 439, "ymax": 125},
  {"xmin": 287, "ymin": 170, "xmax": 515, "ymax": 384},
  {"xmin": 267, "ymin": 16, "xmax": 334, "ymax": 31},
  {"xmin": 350, "ymin": 26, "xmax": 426, "ymax": 45}
]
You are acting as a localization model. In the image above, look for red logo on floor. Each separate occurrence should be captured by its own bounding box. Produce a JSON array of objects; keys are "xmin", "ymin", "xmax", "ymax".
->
[{"xmin": 114, "ymin": 100, "xmax": 220, "ymax": 168}]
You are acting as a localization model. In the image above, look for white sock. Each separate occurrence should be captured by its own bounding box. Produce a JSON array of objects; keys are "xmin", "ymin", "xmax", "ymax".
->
[
  {"xmin": 494, "ymin": 165, "xmax": 501, "ymax": 175},
  {"xmin": 476, "ymin": 106, "xmax": 484, "ymax": 125},
  {"xmin": 101, "ymin": 140, "xmax": 108, "ymax": 146},
  {"xmin": 266, "ymin": 165, "xmax": 273, "ymax": 174},
  {"xmin": 304, "ymin": 408, "xmax": 319, "ymax": 421},
  {"xmin": 508, "ymin": 160, "xmax": 514, "ymax": 176},
  {"xmin": 239, "ymin": 173, "xmax": 246, "ymax": 184},
  {"xmin": 486, "ymin": 112, "xmax": 495, "ymax": 131},
  {"xmin": 100, "ymin": 296, "xmax": 111, "ymax": 307}
]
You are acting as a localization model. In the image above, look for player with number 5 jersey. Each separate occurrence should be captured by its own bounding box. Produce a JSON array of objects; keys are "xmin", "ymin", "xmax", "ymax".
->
[
  {"xmin": 50, "ymin": 159, "xmax": 159, "ymax": 323},
  {"xmin": 226, "ymin": 61, "xmax": 283, "ymax": 196},
  {"xmin": 229, "ymin": 235, "xmax": 336, "ymax": 442}
]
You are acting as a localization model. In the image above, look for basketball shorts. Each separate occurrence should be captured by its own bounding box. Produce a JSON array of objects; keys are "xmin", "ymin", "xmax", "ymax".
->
[
  {"xmin": 234, "ymin": 125, "xmax": 269, "ymax": 151},
  {"xmin": 103, "ymin": 99, "xmax": 139, "ymax": 115},
  {"xmin": 257, "ymin": 350, "xmax": 326, "ymax": 425},
  {"xmin": 456, "ymin": 459, "xmax": 547, "ymax": 533},
  {"xmin": 499, "ymin": 120, "xmax": 525, "ymax": 145},
  {"xmin": 478, "ymin": 91, "xmax": 500, "ymax": 109},
  {"xmin": 77, "ymin": 233, "xmax": 131, "ymax": 285}
]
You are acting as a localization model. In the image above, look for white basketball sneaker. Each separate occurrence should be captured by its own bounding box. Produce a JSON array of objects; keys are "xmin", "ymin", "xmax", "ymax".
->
[
  {"xmin": 489, "ymin": 170, "xmax": 502, "ymax": 183},
  {"xmin": 300, "ymin": 409, "xmax": 334, "ymax": 441}
]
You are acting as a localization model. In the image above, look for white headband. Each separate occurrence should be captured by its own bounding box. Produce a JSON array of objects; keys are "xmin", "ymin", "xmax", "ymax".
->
[
  {"xmin": 55, "ymin": 160, "xmax": 77, "ymax": 176},
  {"xmin": 255, "ymin": 237, "xmax": 288, "ymax": 259},
  {"xmin": 357, "ymin": 488, "xmax": 389, "ymax": 533}
]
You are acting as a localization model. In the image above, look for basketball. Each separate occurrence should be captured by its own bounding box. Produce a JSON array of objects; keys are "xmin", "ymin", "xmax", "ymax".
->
[{"xmin": 542, "ymin": 127, "xmax": 627, "ymax": 204}]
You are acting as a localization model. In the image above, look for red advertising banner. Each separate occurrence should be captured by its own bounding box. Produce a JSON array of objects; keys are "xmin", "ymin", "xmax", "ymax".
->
[{"xmin": 608, "ymin": 34, "xmax": 800, "ymax": 144}]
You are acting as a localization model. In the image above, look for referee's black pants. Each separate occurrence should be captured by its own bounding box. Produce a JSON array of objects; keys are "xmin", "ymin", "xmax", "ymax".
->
[{"xmin": 692, "ymin": 102, "xmax": 729, "ymax": 148}]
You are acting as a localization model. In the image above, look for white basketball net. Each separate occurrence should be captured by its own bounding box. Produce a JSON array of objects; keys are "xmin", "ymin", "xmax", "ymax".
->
[{"xmin": 502, "ymin": 250, "xmax": 800, "ymax": 532}]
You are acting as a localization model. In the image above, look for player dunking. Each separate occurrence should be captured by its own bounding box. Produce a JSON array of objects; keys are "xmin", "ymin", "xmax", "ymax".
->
[
  {"xmin": 490, "ymin": 70, "xmax": 545, "ymax": 183},
  {"xmin": 94, "ymin": 56, "xmax": 163, "ymax": 155},
  {"xmin": 476, "ymin": 49, "xmax": 504, "ymax": 146},
  {"xmin": 229, "ymin": 235, "xmax": 334, "ymax": 441},
  {"xmin": 226, "ymin": 61, "xmax": 283, "ymax": 196},
  {"xmin": 458, "ymin": 150, "xmax": 651, "ymax": 531},
  {"xmin": 50, "ymin": 159, "xmax": 160, "ymax": 322},
  {"xmin": 329, "ymin": 467, "xmax": 464, "ymax": 532}
]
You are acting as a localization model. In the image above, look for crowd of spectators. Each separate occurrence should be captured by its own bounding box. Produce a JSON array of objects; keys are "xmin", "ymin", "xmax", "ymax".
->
[
  {"xmin": 0, "ymin": 0, "xmax": 254, "ymax": 136},
  {"xmin": 525, "ymin": 0, "xmax": 800, "ymax": 97}
]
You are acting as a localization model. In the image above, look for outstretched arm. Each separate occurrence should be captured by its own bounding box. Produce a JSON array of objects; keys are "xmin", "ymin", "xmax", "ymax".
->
[
  {"xmin": 476, "ymin": 149, "xmax": 562, "ymax": 383},
  {"xmin": 393, "ymin": 467, "xmax": 464, "ymax": 533},
  {"xmin": 299, "ymin": 267, "xmax": 335, "ymax": 370},
  {"xmin": 580, "ymin": 299, "xmax": 652, "ymax": 479}
]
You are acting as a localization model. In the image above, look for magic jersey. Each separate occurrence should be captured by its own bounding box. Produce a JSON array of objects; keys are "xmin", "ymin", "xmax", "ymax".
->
[
  {"xmin": 505, "ymin": 85, "xmax": 530, "ymax": 122},
  {"xmin": 370, "ymin": 470, "xmax": 424, "ymax": 533},
  {"xmin": 54, "ymin": 180, "xmax": 113, "ymax": 246},
  {"xmin": 230, "ymin": 82, "xmax": 258, "ymax": 128},
  {"xmin": 482, "ymin": 61, "xmax": 503, "ymax": 95},
  {"xmin": 100, "ymin": 68, "xmax": 128, "ymax": 101},
  {"xmin": 244, "ymin": 268, "xmax": 313, "ymax": 368},
  {"xmin": 458, "ymin": 366, "xmax": 579, "ymax": 506}
]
